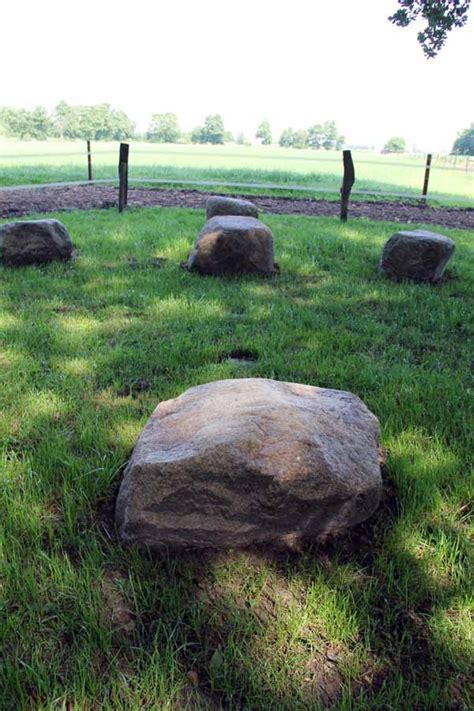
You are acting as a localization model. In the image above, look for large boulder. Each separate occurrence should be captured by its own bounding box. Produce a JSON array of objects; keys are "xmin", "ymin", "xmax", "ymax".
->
[
  {"xmin": 115, "ymin": 378, "xmax": 382, "ymax": 550},
  {"xmin": 187, "ymin": 216, "xmax": 276, "ymax": 276},
  {"xmin": 206, "ymin": 195, "xmax": 258, "ymax": 220},
  {"xmin": 380, "ymin": 229, "xmax": 455, "ymax": 283},
  {"xmin": 0, "ymin": 219, "xmax": 75, "ymax": 266}
]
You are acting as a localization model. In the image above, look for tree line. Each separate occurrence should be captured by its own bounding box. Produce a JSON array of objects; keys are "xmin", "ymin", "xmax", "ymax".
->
[
  {"xmin": 1, "ymin": 104, "xmax": 472, "ymax": 155},
  {"xmin": 0, "ymin": 103, "xmax": 135, "ymax": 141},
  {"xmin": 0, "ymin": 104, "xmax": 345, "ymax": 150}
]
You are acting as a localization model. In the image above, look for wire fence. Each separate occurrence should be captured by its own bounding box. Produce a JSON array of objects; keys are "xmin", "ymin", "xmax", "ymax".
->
[
  {"xmin": 1, "ymin": 141, "xmax": 473, "ymax": 203},
  {"xmin": 432, "ymin": 153, "xmax": 474, "ymax": 172}
]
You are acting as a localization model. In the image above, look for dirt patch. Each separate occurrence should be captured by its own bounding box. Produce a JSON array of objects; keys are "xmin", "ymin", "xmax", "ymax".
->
[{"xmin": 1, "ymin": 184, "xmax": 473, "ymax": 229}]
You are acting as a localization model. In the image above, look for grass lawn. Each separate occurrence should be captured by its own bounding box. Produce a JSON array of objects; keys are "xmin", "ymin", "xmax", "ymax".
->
[
  {"xmin": 1, "ymin": 140, "xmax": 473, "ymax": 205},
  {"xmin": 0, "ymin": 207, "xmax": 473, "ymax": 710}
]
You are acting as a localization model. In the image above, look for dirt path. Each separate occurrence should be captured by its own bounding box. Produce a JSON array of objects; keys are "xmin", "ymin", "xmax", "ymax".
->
[{"xmin": 1, "ymin": 184, "xmax": 473, "ymax": 229}]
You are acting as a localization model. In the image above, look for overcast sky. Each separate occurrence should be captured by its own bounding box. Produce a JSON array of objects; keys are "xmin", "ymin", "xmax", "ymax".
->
[{"xmin": 2, "ymin": 0, "xmax": 473, "ymax": 151}]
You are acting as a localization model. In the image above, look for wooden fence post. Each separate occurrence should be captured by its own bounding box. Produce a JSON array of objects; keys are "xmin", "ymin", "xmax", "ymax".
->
[
  {"xmin": 422, "ymin": 153, "xmax": 432, "ymax": 199},
  {"xmin": 340, "ymin": 150, "xmax": 355, "ymax": 222},
  {"xmin": 87, "ymin": 140, "xmax": 92, "ymax": 181},
  {"xmin": 118, "ymin": 143, "xmax": 129, "ymax": 212}
]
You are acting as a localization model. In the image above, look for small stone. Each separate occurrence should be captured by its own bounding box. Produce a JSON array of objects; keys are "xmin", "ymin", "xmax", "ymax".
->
[
  {"xmin": 206, "ymin": 195, "xmax": 258, "ymax": 220},
  {"xmin": 115, "ymin": 378, "xmax": 382, "ymax": 550},
  {"xmin": 187, "ymin": 670, "xmax": 199, "ymax": 687},
  {"xmin": 379, "ymin": 229, "xmax": 455, "ymax": 283},
  {"xmin": 0, "ymin": 219, "xmax": 75, "ymax": 266},
  {"xmin": 326, "ymin": 648, "xmax": 342, "ymax": 663},
  {"xmin": 187, "ymin": 215, "xmax": 276, "ymax": 276}
]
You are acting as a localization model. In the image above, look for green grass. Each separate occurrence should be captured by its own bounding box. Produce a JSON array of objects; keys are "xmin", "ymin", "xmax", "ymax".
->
[
  {"xmin": 1, "ymin": 140, "xmax": 473, "ymax": 205},
  {"xmin": 0, "ymin": 207, "xmax": 473, "ymax": 710}
]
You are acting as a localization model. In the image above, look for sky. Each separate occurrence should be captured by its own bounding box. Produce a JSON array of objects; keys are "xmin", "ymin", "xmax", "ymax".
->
[{"xmin": 1, "ymin": 0, "xmax": 473, "ymax": 152}]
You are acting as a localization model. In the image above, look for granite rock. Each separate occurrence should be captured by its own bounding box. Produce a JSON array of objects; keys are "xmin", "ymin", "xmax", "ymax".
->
[
  {"xmin": 115, "ymin": 378, "xmax": 382, "ymax": 550},
  {"xmin": 380, "ymin": 229, "xmax": 455, "ymax": 283},
  {"xmin": 0, "ymin": 219, "xmax": 75, "ymax": 266}
]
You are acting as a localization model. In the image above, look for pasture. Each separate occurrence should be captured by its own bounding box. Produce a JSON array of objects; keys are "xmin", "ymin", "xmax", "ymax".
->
[
  {"xmin": 0, "ymin": 207, "xmax": 472, "ymax": 709},
  {"xmin": 0, "ymin": 140, "xmax": 473, "ymax": 204}
]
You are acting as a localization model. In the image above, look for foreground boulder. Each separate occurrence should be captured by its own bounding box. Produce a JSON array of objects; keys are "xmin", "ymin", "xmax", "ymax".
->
[
  {"xmin": 187, "ymin": 216, "xmax": 276, "ymax": 276},
  {"xmin": 380, "ymin": 229, "xmax": 455, "ymax": 283},
  {"xmin": 206, "ymin": 195, "xmax": 258, "ymax": 220},
  {"xmin": 115, "ymin": 379, "xmax": 382, "ymax": 550},
  {"xmin": 0, "ymin": 219, "xmax": 75, "ymax": 266}
]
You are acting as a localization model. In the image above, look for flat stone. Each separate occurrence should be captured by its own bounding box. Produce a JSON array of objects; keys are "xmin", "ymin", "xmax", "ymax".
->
[
  {"xmin": 206, "ymin": 196, "xmax": 258, "ymax": 220},
  {"xmin": 187, "ymin": 215, "xmax": 276, "ymax": 276},
  {"xmin": 379, "ymin": 229, "xmax": 455, "ymax": 283},
  {"xmin": 115, "ymin": 378, "xmax": 382, "ymax": 550},
  {"xmin": 0, "ymin": 219, "xmax": 75, "ymax": 266}
]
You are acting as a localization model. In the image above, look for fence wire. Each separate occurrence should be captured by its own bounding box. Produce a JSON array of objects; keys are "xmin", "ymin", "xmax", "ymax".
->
[{"xmin": 1, "ymin": 142, "xmax": 473, "ymax": 202}]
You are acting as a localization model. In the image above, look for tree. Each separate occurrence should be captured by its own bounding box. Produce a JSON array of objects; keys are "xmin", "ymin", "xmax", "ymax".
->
[
  {"xmin": 82, "ymin": 104, "xmax": 134, "ymax": 140},
  {"xmin": 191, "ymin": 114, "xmax": 226, "ymax": 144},
  {"xmin": 307, "ymin": 121, "xmax": 344, "ymax": 150},
  {"xmin": 0, "ymin": 108, "xmax": 30, "ymax": 139},
  {"xmin": 236, "ymin": 132, "xmax": 250, "ymax": 145},
  {"xmin": 0, "ymin": 106, "xmax": 54, "ymax": 139},
  {"xmin": 292, "ymin": 129, "xmax": 309, "ymax": 149},
  {"xmin": 389, "ymin": 0, "xmax": 471, "ymax": 58},
  {"xmin": 146, "ymin": 113, "xmax": 180, "ymax": 143},
  {"xmin": 382, "ymin": 136, "xmax": 406, "ymax": 153},
  {"xmin": 54, "ymin": 101, "xmax": 80, "ymax": 139},
  {"xmin": 452, "ymin": 123, "xmax": 474, "ymax": 155},
  {"xmin": 191, "ymin": 125, "xmax": 205, "ymax": 143},
  {"xmin": 307, "ymin": 123, "xmax": 324, "ymax": 149},
  {"xmin": 53, "ymin": 102, "xmax": 134, "ymax": 140},
  {"xmin": 321, "ymin": 121, "xmax": 344, "ymax": 150},
  {"xmin": 279, "ymin": 128, "xmax": 295, "ymax": 147},
  {"xmin": 202, "ymin": 114, "xmax": 225, "ymax": 144},
  {"xmin": 256, "ymin": 119, "xmax": 272, "ymax": 145},
  {"xmin": 29, "ymin": 107, "xmax": 54, "ymax": 139},
  {"xmin": 110, "ymin": 109, "xmax": 135, "ymax": 140}
]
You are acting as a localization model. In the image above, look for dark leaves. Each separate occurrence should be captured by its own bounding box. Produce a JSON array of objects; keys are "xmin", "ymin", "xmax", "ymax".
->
[{"xmin": 389, "ymin": 0, "xmax": 471, "ymax": 58}]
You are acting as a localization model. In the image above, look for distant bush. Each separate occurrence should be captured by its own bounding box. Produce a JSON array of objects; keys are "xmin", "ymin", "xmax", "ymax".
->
[{"xmin": 382, "ymin": 137, "xmax": 406, "ymax": 153}]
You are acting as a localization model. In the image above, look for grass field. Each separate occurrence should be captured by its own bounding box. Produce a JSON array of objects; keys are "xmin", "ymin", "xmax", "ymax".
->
[
  {"xmin": 1, "ymin": 206, "xmax": 472, "ymax": 710},
  {"xmin": 1, "ymin": 140, "xmax": 473, "ymax": 204}
]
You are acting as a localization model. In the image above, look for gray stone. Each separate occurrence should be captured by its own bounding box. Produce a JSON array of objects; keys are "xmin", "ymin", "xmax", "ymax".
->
[
  {"xmin": 115, "ymin": 378, "xmax": 382, "ymax": 550},
  {"xmin": 380, "ymin": 229, "xmax": 455, "ymax": 283},
  {"xmin": 0, "ymin": 219, "xmax": 75, "ymax": 266},
  {"xmin": 187, "ymin": 216, "xmax": 276, "ymax": 276},
  {"xmin": 206, "ymin": 196, "xmax": 258, "ymax": 220}
]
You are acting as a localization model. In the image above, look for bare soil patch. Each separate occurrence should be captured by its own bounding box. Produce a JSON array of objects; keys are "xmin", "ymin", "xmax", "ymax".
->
[{"xmin": 1, "ymin": 184, "xmax": 473, "ymax": 229}]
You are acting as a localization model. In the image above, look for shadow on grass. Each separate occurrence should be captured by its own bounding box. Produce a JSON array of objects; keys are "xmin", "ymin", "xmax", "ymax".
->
[{"xmin": 91, "ymin": 451, "xmax": 471, "ymax": 710}]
